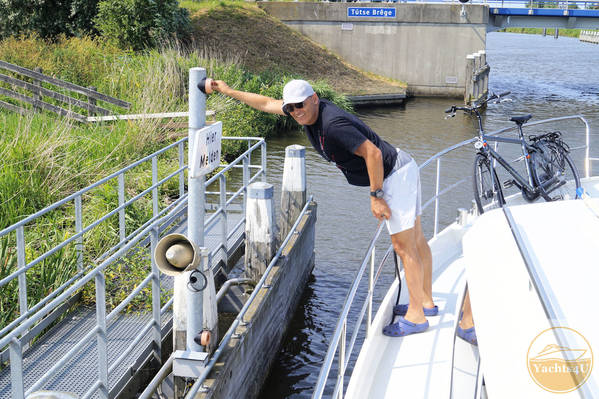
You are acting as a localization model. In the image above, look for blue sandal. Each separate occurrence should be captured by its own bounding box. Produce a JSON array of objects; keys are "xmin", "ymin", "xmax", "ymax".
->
[
  {"xmin": 393, "ymin": 304, "xmax": 439, "ymax": 317},
  {"xmin": 383, "ymin": 317, "xmax": 429, "ymax": 337},
  {"xmin": 457, "ymin": 325, "xmax": 478, "ymax": 346}
]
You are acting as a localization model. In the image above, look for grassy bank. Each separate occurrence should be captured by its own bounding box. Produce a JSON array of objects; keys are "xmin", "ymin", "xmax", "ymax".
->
[
  {"xmin": 0, "ymin": 0, "xmax": 403, "ymax": 330},
  {"xmin": 0, "ymin": 33, "xmax": 353, "ymax": 328},
  {"xmin": 502, "ymin": 28, "xmax": 587, "ymax": 38}
]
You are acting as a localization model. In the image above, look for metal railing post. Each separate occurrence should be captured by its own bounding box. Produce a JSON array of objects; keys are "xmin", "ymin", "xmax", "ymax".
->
[
  {"xmin": 75, "ymin": 195, "xmax": 84, "ymax": 271},
  {"xmin": 150, "ymin": 227, "xmax": 161, "ymax": 362},
  {"xmin": 95, "ymin": 272, "xmax": 109, "ymax": 398},
  {"xmin": 179, "ymin": 141, "xmax": 185, "ymax": 198},
  {"xmin": 118, "ymin": 173, "xmax": 126, "ymax": 242},
  {"xmin": 9, "ymin": 338, "xmax": 24, "ymax": 399},
  {"xmin": 338, "ymin": 320, "xmax": 346, "ymax": 399},
  {"xmin": 261, "ymin": 141, "xmax": 267, "ymax": 182},
  {"xmin": 220, "ymin": 174, "xmax": 228, "ymax": 263},
  {"xmin": 434, "ymin": 158, "xmax": 441, "ymax": 237},
  {"xmin": 16, "ymin": 226, "xmax": 27, "ymax": 316},
  {"xmin": 243, "ymin": 156, "xmax": 250, "ymax": 215},
  {"xmin": 152, "ymin": 157, "xmax": 159, "ymax": 217},
  {"xmin": 366, "ymin": 247, "xmax": 374, "ymax": 338}
]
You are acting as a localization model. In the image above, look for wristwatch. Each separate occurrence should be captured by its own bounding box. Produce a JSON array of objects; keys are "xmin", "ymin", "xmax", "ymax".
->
[{"xmin": 370, "ymin": 189, "xmax": 384, "ymax": 199}]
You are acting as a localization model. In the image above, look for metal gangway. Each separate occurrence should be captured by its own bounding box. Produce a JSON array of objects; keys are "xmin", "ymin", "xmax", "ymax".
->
[{"xmin": 0, "ymin": 134, "xmax": 266, "ymax": 398}]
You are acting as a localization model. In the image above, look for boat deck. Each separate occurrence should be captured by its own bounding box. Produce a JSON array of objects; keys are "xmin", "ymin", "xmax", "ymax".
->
[
  {"xmin": 345, "ymin": 178, "xmax": 599, "ymax": 399},
  {"xmin": 346, "ymin": 222, "xmax": 479, "ymax": 398}
]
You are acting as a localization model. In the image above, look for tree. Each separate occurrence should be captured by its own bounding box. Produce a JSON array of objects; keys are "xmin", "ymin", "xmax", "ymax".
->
[
  {"xmin": 95, "ymin": 0, "xmax": 191, "ymax": 50},
  {"xmin": 0, "ymin": 0, "xmax": 99, "ymax": 39}
]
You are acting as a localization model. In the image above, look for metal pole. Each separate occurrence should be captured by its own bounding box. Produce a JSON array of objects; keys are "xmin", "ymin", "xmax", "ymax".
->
[
  {"xmin": 95, "ymin": 272, "xmax": 109, "ymax": 398},
  {"xmin": 16, "ymin": 226, "xmax": 27, "ymax": 316},
  {"xmin": 150, "ymin": 227, "xmax": 162, "ymax": 363},
  {"xmin": 152, "ymin": 157, "xmax": 159, "ymax": 218},
  {"xmin": 433, "ymin": 158, "xmax": 441, "ymax": 236},
  {"xmin": 261, "ymin": 141, "xmax": 267, "ymax": 182},
  {"xmin": 9, "ymin": 338, "xmax": 24, "ymax": 399},
  {"xmin": 185, "ymin": 67, "xmax": 207, "ymax": 352},
  {"xmin": 220, "ymin": 174, "xmax": 228, "ymax": 264},
  {"xmin": 178, "ymin": 141, "xmax": 185, "ymax": 198},
  {"xmin": 367, "ymin": 247, "xmax": 374, "ymax": 338},
  {"xmin": 338, "ymin": 320, "xmax": 346, "ymax": 399},
  {"xmin": 118, "ymin": 173, "xmax": 126, "ymax": 242},
  {"xmin": 75, "ymin": 195, "xmax": 84, "ymax": 271}
]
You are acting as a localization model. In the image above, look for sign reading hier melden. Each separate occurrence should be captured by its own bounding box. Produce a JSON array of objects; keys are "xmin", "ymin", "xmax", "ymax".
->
[{"xmin": 190, "ymin": 121, "xmax": 222, "ymax": 178}]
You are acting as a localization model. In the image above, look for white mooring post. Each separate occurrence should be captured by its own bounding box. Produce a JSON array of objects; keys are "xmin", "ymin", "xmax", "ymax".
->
[
  {"xmin": 280, "ymin": 145, "xmax": 307, "ymax": 241},
  {"xmin": 245, "ymin": 182, "xmax": 276, "ymax": 281},
  {"xmin": 464, "ymin": 54, "xmax": 475, "ymax": 105},
  {"xmin": 473, "ymin": 52, "xmax": 481, "ymax": 103},
  {"xmin": 478, "ymin": 50, "xmax": 488, "ymax": 99}
]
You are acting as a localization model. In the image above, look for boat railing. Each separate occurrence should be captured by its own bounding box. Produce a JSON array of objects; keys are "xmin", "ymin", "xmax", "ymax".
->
[
  {"xmin": 0, "ymin": 136, "xmax": 266, "ymax": 399},
  {"xmin": 311, "ymin": 114, "xmax": 593, "ymax": 399}
]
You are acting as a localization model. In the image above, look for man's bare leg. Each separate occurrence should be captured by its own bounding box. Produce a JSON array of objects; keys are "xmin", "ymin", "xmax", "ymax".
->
[
  {"xmin": 460, "ymin": 290, "xmax": 474, "ymax": 329},
  {"xmin": 391, "ymin": 226, "xmax": 427, "ymax": 324},
  {"xmin": 413, "ymin": 216, "xmax": 434, "ymax": 308}
]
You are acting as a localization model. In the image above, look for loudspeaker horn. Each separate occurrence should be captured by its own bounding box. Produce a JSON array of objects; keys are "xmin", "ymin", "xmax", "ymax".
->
[{"xmin": 154, "ymin": 234, "xmax": 201, "ymax": 276}]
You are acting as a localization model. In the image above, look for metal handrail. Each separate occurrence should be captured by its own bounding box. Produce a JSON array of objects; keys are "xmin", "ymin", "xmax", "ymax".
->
[
  {"xmin": 185, "ymin": 196, "xmax": 315, "ymax": 398},
  {"xmin": 312, "ymin": 221, "xmax": 386, "ymax": 399},
  {"xmin": 1, "ymin": 136, "xmax": 266, "ymax": 398},
  {"xmin": 311, "ymin": 114, "xmax": 593, "ymax": 399}
]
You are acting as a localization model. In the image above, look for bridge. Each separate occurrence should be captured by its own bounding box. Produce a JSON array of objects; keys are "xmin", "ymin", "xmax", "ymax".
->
[
  {"xmin": 484, "ymin": 0, "xmax": 599, "ymax": 30},
  {"xmin": 259, "ymin": 1, "xmax": 599, "ymax": 97}
]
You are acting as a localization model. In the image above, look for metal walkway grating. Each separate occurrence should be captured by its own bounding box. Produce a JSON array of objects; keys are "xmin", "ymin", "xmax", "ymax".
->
[{"xmin": 0, "ymin": 214, "xmax": 244, "ymax": 398}]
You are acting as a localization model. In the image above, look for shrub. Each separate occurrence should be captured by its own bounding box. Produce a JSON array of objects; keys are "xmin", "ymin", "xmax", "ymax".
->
[
  {"xmin": 95, "ymin": 0, "xmax": 191, "ymax": 50},
  {"xmin": 0, "ymin": 0, "xmax": 99, "ymax": 39}
]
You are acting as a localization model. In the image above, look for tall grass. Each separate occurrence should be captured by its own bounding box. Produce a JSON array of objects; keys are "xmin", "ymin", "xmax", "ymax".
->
[
  {"xmin": 502, "ymin": 28, "xmax": 585, "ymax": 38},
  {"xmin": 0, "ymin": 35, "xmax": 349, "ymax": 330}
]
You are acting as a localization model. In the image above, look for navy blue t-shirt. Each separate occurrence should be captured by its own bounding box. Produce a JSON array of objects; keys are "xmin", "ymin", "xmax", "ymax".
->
[{"xmin": 303, "ymin": 99, "xmax": 398, "ymax": 187}]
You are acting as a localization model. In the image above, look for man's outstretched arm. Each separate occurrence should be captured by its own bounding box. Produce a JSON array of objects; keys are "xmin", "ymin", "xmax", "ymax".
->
[{"xmin": 210, "ymin": 80, "xmax": 286, "ymax": 115}]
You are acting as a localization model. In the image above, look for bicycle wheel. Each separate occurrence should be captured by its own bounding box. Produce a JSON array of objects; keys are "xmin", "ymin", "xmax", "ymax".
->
[
  {"xmin": 531, "ymin": 143, "xmax": 581, "ymax": 201},
  {"xmin": 473, "ymin": 154, "xmax": 504, "ymax": 214}
]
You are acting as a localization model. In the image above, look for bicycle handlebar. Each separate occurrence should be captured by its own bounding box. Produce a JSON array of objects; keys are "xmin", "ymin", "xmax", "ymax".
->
[{"xmin": 445, "ymin": 91, "xmax": 511, "ymax": 115}]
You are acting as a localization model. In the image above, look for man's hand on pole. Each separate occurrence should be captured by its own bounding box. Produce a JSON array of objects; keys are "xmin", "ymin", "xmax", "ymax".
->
[{"xmin": 371, "ymin": 197, "xmax": 391, "ymax": 221}]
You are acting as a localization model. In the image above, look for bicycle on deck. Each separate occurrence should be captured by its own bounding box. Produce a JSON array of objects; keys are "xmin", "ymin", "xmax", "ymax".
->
[{"xmin": 445, "ymin": 92, "xmax": 582, "ymax": 214}]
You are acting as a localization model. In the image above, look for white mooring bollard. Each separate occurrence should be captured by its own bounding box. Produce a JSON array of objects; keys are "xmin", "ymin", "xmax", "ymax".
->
[
  {"xmin": 245, "ymin": 182, "xmax": 276, "ymax": 282},
  {"xmin": 279, "ymin": 145, "xmax": 307, "ymax": 241}
]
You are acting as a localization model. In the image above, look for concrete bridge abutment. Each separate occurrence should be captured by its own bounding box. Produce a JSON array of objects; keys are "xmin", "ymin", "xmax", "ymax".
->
[{"xmin": 259, "ymin": 2, "xmax": 489, "ymax": 97}]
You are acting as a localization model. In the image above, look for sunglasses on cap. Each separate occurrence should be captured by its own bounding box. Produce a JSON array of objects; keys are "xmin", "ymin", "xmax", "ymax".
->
[{"xmin": 283, "ymin": 100, "xmax": 306, "ymax": 114}]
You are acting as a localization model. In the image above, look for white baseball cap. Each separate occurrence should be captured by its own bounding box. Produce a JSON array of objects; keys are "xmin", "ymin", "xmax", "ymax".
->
[{"xmin": 282, "ymin": 80, "xmax": 315, "ymax": 107}]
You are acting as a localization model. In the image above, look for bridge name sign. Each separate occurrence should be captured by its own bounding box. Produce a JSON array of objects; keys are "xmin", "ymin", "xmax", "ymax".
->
[{"xmin": 348, "ymin": 7, "xmax": 396, "ymax": 18}]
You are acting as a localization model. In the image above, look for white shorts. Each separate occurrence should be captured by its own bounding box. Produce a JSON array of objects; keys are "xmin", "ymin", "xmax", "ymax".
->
[{"xmin": 383, "ymin": 158, "xmax": 422, "ymax": 235}]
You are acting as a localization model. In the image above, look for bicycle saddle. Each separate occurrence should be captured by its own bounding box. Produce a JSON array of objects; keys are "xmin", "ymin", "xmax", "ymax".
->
[{"xmin": 510, "ymin": 114, "xmax": 532, "ymax": 124}]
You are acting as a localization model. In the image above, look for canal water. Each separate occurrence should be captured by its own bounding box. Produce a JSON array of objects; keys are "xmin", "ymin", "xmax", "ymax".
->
[{"xmin": 260, "ymin": 32, "xmax": 599, "ymax": 398}]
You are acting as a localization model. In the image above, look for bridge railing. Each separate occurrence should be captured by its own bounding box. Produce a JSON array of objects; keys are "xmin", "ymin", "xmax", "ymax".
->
[
  {"xmin": 446, "ymin": 0, "xmax": 599, "ymax": 8},
  {"xmin": 0, "ymin": 135, "xmax": 266, "ymax": 398},
  {"xmin": 311, "ymin": 114, "xmax": 593, "ymax": 399}
]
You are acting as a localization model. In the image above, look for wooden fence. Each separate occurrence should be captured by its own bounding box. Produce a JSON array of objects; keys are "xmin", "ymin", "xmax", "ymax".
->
[
  {"xmin": 0, "ymin": 60, "xmax": 130, "ymax": 122},
  {"xmin": 464, "ymin": 50, "xmax": 490, "ymax": 106}
]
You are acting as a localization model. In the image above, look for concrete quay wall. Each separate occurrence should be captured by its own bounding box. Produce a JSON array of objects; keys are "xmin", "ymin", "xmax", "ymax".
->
[
  {"xmin": 199, "ymin": 201, "xmax": 317, "ymax": 399},
  {"xmin": 259, "ymin": 2, "xmax": 488, "ymax": 97}
]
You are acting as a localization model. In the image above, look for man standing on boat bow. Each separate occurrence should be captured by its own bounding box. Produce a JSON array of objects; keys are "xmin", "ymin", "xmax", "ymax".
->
[{"xmin": 209, "ymin": 79, "xmax": 436, "ymax": 337}]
